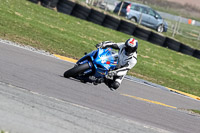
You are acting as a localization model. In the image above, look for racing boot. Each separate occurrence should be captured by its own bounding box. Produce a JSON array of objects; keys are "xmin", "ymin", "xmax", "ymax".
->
[{"xmin": 93, "ymin": 78, "xmax": 104, "ymax": 85}]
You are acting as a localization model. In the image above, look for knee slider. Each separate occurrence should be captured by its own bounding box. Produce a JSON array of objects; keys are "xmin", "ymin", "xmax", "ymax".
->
[{"xmin": 111, "ymin": 81, "xmax": 120, "ymax": 90}]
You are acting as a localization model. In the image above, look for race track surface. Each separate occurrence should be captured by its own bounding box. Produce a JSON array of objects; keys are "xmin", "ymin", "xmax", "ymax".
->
[{"xmin": 0, "ymin": 41, "xmax": 200, "ymax": 133}]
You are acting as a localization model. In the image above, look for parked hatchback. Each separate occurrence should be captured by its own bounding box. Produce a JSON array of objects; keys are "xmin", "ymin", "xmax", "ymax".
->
[{"xmin": 114, "ymin": 1, "xmax": 168, "ymax": 32}]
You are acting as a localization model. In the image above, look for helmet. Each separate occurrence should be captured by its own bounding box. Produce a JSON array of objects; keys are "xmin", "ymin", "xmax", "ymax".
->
[{"xmin": 125, "ymin": 38, "xmax": 138, "ymax": 55}]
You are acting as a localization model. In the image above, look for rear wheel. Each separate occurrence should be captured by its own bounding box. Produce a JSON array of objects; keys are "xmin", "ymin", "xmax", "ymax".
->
[
  {"xmin": 64, "ymin": 63, "xmax": 90, "ymax": 78},
  {"xmin": 130, "ymin": 17, "xmax": 137, "ymax": 23}
]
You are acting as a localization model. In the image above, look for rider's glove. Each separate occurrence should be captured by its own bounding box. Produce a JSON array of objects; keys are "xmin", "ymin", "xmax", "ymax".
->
[
  {"xmin": 96, "ymin": 42, "xmax": 103, "ymax": 49},
  {"xmin": 96, "ymin": 41, "xmax": 113, "ymax": 49},
  {"xmin": 108, "ymin": 70, "xmax": 117, "ymax": 77}
]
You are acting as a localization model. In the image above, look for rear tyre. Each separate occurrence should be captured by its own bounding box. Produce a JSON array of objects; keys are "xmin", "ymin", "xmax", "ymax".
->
[
  {"xmin": 64, "ymin": 63, "xmax": 90, "ymax": 78},
  {"xmin": 130, "ymin": 17, "xmax": 137, "ymax": 23}
]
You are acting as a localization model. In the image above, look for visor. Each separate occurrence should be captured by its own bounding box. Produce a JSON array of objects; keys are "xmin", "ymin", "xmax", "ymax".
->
[{"xmin": 125, "ymin": 47, "xmax": 133, "ymax": 56}]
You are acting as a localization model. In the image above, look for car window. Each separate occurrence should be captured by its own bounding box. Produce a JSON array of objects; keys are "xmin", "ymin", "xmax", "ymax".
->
[
  {"xmin": 130, "ymin": 4, "xmax": 135, "ymax": 10},
  {"xmin": 148, "ymin": 9, "xmax": 156, "ymax": 17},
  {"xmin": 123, "ymin": 2, "xmax": 130, "ymax": 8},
  {"xmin": 140, "ymin": 7, "xmax": 148, "ymax": 14},
  {"xmin": 132, "ymin": 5, "xmax": 148, "ymax": 14},
  {"xmin": 116, "ymin": 2, "xmax": 129, "ymax": 8},
  {"xmin": 131, "ymin": 5, "xmax": 140, "ymax": 11}
]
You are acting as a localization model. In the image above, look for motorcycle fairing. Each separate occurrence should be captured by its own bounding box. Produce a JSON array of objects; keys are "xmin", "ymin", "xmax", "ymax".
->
[
  {"xmin": 93, "ymin": 48, "xmax": 118, "ymax": 78},
  {"xmin": 76, "ymin": 48, "xmax": 118, "ymax": 78}
]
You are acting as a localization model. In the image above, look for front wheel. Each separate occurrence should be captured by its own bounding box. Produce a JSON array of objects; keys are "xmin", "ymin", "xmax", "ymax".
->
[
  {"xmin": 64, "ymin": 63, "xmax": 90, "ymax": 78},
  {"xmin": 157, "ymin": 25, "xmax": 164, "ymax": 33}
]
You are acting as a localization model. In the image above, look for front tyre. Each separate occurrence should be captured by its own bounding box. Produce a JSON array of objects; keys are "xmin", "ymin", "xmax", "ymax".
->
[
  {"xmin": 64, "ymin": 63, "xmax": 90, "ymax": 78},
  {"xmin": 157, "ymin": 25, "xmax": 164, "ymax": 33}
]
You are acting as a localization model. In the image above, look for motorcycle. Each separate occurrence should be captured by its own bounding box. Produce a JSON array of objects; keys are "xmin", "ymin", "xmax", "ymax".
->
[{"xmin": 63, "ymin": 47, "xmax": 118, "ymax": 84}]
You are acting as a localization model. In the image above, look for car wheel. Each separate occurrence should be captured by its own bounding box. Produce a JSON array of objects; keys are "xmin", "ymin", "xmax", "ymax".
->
[
  {"xmin": 130, "ymin": 17, "xmax": 137, "ymax": 23},
  {"xmin": 157, "ymin": 25, "xmax": 164, "ymax": 33}
]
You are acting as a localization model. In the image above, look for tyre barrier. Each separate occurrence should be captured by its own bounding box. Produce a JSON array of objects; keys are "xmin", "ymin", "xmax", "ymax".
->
[
  {"xmin": 41, "ymin": 0, "xmax": 59, "ymax": 8},
  {"xmin": 29, "ymin": 0, "xmax": 40, "ymax": 4},
  {"xmin": 148, "ymin": 32, "xmax": 166, "ymax": 47},
  {"xmin": 193, "ymin": 50, "xmax": 200, "ymax": 59},
  {"xmin": 133, "ymin": 27, "xmax": 151, "ymax": 41},
  {"xmin": 71, "ymin": 4, "xmax": 91, "ymax": 20},
  {"xmin": 28, "ymin": 0, "xmax": 200, "ymax": 60},
  {"xmin": 102, "ymin": 15, "xmax": 121, "ymax": 30},
  {"xmin": 57, "ymin": 0, "xmax": 76, "ymax": 15},
  {"xmin": 87, "ymin": 9, "xmax": 105, "ymax": 25},
  {"xmin": 164, "ymin": 37, "xmax": 181, "ymax": 52},
  {"xmin": 179, "ymin": 44, "xmax": 195, "ymax": 56},
  {"xmin": 117, "ymin": 20, "xmax": 136, "ymax": 35}
]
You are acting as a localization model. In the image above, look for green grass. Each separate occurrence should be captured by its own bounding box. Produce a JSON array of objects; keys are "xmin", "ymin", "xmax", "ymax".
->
[
  {"xmin": 192, "ymin": 110, "xmax": 200, "ymax": 114},
  {"xmin": 164, "ymin": 19, "xmax": 200, "ymax": 50},
  {"xmin": 189, "ymin": 109, "xmax": 200, "ymax": 115},
  {"xmin": 0, "ymin": 0, "xmax": 200, "ymax": 96}
]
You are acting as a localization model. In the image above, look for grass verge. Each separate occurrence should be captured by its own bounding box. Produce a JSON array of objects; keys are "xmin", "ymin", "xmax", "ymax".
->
[
  {"xmin": 164, "ymin": 19, "xmax": 200, "ymax": 50},
  {"xmin": 188, "ymin": 109, "xmax": 200, "ymax": 115},
  {"xmin": 0, "ymin": 0, "xmax": 200, "ymax": 96}
]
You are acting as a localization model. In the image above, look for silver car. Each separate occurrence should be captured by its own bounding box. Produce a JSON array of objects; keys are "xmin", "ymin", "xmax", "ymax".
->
[{"xmin": 114, "ymin": 2, "xmax": 168, "ymax": 32}]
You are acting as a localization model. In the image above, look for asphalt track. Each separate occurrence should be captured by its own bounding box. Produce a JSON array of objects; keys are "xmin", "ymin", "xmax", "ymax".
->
[{"xmin": 0, "ymin": 41, "xmax": 200, "ymax": 133}]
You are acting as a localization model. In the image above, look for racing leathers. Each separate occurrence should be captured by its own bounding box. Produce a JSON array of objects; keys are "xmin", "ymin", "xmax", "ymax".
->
[{"xmin": 96, "ymin": 41, "xmax": 137, "ymax": 90}]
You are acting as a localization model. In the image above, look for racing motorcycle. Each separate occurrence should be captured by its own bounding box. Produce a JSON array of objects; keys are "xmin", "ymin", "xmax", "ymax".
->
[{"xmin": 63, "ymin": 47, "xmax": 118, "ymax": 84}]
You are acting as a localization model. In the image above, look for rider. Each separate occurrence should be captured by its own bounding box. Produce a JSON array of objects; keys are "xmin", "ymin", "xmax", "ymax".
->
[{"xmin": 95, "ymin": 38, "xmax": 138, "ymax": 90}]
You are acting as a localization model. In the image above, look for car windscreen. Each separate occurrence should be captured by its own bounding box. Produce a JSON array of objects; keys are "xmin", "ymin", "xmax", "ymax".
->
[{"xmin": 155, "ymin": 11, "xmax": 162, "ymax": 19}]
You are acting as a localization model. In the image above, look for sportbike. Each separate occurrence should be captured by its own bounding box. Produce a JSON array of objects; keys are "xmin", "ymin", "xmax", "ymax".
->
[{"xmin": 63, "ymin": 48, "xmax": 118, "ymax": 84}]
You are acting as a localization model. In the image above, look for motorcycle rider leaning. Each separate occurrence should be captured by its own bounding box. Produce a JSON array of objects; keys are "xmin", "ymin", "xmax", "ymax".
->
[{"xmin": 95, "ymin": 38, "xmax": 138, "ymax": 90}]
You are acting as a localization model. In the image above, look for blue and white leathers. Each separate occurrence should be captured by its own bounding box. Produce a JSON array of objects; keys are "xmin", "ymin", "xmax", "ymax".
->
[{"xmin": 98, "ymin": 41, "xmax": 137, "ymax": 85}]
